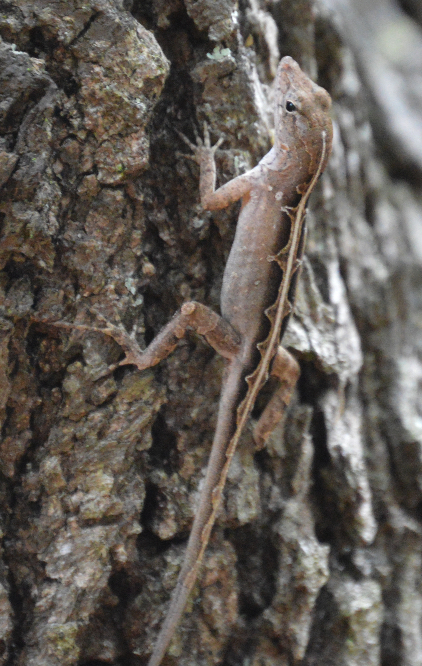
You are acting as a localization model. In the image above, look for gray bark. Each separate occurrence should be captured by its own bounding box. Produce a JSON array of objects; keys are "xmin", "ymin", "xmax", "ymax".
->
[{"xmin": 0, "ymin": 0, "xmax": 421, "ymax": 664}]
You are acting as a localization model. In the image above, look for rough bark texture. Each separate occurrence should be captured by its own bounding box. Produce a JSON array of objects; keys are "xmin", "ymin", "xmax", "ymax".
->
[{"xmin": 0, "ymin": 0, "xmax": 421, "ymax": 665}]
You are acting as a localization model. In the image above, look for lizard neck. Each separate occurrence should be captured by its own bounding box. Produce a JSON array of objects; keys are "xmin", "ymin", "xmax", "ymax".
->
[
  {"xmin": 260, "ymin": 141, "xmax": 310, "ymax": 183},
  {"xmin": 260, "ymin": 145, "xmax": 288, "ymax": 171}
]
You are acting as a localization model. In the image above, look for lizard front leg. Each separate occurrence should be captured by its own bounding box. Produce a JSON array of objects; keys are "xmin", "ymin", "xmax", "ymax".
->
[
  {"xmin": 253, "ymin": 345, "xmax": 300, "ymax": 448},
  {"xmin": 179, "ymin": 123, "xmax": 257, "ymax": 210}
]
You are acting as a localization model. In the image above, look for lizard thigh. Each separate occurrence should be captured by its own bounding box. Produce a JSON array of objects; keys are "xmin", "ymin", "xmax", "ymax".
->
[{"xmin": 253, "ymin": 345, "xmax": 300, "ymax": 448}]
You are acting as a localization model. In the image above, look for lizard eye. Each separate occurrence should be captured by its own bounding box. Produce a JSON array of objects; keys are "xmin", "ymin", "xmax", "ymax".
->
[{"xmin": 285, "ymin": 101, "xmax": 296, "ymax": 112}]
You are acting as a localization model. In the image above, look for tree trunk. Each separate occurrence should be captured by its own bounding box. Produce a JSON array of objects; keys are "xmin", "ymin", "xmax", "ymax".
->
[{"xmin": 0, "ymin": 1, "xmax": 421, "ymax": 664}]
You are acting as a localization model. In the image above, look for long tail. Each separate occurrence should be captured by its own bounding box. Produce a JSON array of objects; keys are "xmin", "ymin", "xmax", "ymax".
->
[{"xmin": 147, "ymin": 360, "xmax": 245, "ymax": 666}]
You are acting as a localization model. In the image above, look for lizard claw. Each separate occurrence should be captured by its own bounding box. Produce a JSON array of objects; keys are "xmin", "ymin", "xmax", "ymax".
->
[
  {"xmin": 176, "ymin": 151, "xmax": 197, "ymax": 162},
  {"xmin": 203, "ymin": 121, "xmax": 211, "ymax": 148},
  {"xmin": 203, "ymin": 121, "xmax": 224, "ymax": 152},
  {"xmin": 175, "ymin": 128, "xmax": 197, "ymax": 152},
  {"xmin": 194, "ymin": 126, "xmax": 204, "ymax": 147}
]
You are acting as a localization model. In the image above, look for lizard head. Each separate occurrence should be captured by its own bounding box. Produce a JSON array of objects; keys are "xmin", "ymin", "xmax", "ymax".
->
[{"xmin": 274, "ymin": 56, "xmax": 333, "ymax": 181}]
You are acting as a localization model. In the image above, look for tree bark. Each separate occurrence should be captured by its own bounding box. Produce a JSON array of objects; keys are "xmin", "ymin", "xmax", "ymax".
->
[{"xmin": 0, "ymin": 0, "xmax": 421, "ymax": 665}]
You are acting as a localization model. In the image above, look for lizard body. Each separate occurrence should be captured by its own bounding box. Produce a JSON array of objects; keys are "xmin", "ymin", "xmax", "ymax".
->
[
  {"xmin": 39, "ymin": 56, "xmax": 333, "ymax": 666},
  {"xmin": 143, "ymin": 56, "xmax": 333, "ymax": 666}
]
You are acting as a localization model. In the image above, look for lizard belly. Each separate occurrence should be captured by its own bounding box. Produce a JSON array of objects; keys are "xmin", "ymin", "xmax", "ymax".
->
[{"xmin": 221, "ymin": 193, "xmax": 291, "ymax": 349}]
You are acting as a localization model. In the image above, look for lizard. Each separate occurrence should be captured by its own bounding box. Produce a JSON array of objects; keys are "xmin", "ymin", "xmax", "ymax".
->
[
  {"xmin": 38, "ymin": 55, "xmax": 333, "ymax": 665},
  {"xmin": 142, "ymin": 56, "xmax": 332, "ymax": 666}
]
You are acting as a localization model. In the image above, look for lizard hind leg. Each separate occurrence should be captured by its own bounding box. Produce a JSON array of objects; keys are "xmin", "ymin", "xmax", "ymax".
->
[
  {"xmin": 39, "ymin": 301, "xmax": 241, "ymax": 373},
  {"xmin": 253, "ymin": 346, "xmax": 300, "ymax": 449},
  {"xmin": 80, "ymin": 301, "xmax": 240, "ymax": 371},
  {"xmin": 122, "ymin": 301, "xmax": 241, "ymax": 370}
]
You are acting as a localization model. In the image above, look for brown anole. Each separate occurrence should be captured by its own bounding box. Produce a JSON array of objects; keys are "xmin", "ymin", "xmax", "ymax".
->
[{"xmin": 38, "ymin": 56, "xmax": 333, "ymax": 665}]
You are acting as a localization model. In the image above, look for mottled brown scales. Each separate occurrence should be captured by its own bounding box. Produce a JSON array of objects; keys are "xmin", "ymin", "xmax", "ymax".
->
[{"xmin": 41, "ymin": 56, "xmax": 333, "ymax": 666}]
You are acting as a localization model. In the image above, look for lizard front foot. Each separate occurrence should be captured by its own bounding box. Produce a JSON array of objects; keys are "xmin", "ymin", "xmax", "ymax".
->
[{"xmin": 176, "ymin": 121, "xmax": 224, "ymax": 164}]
